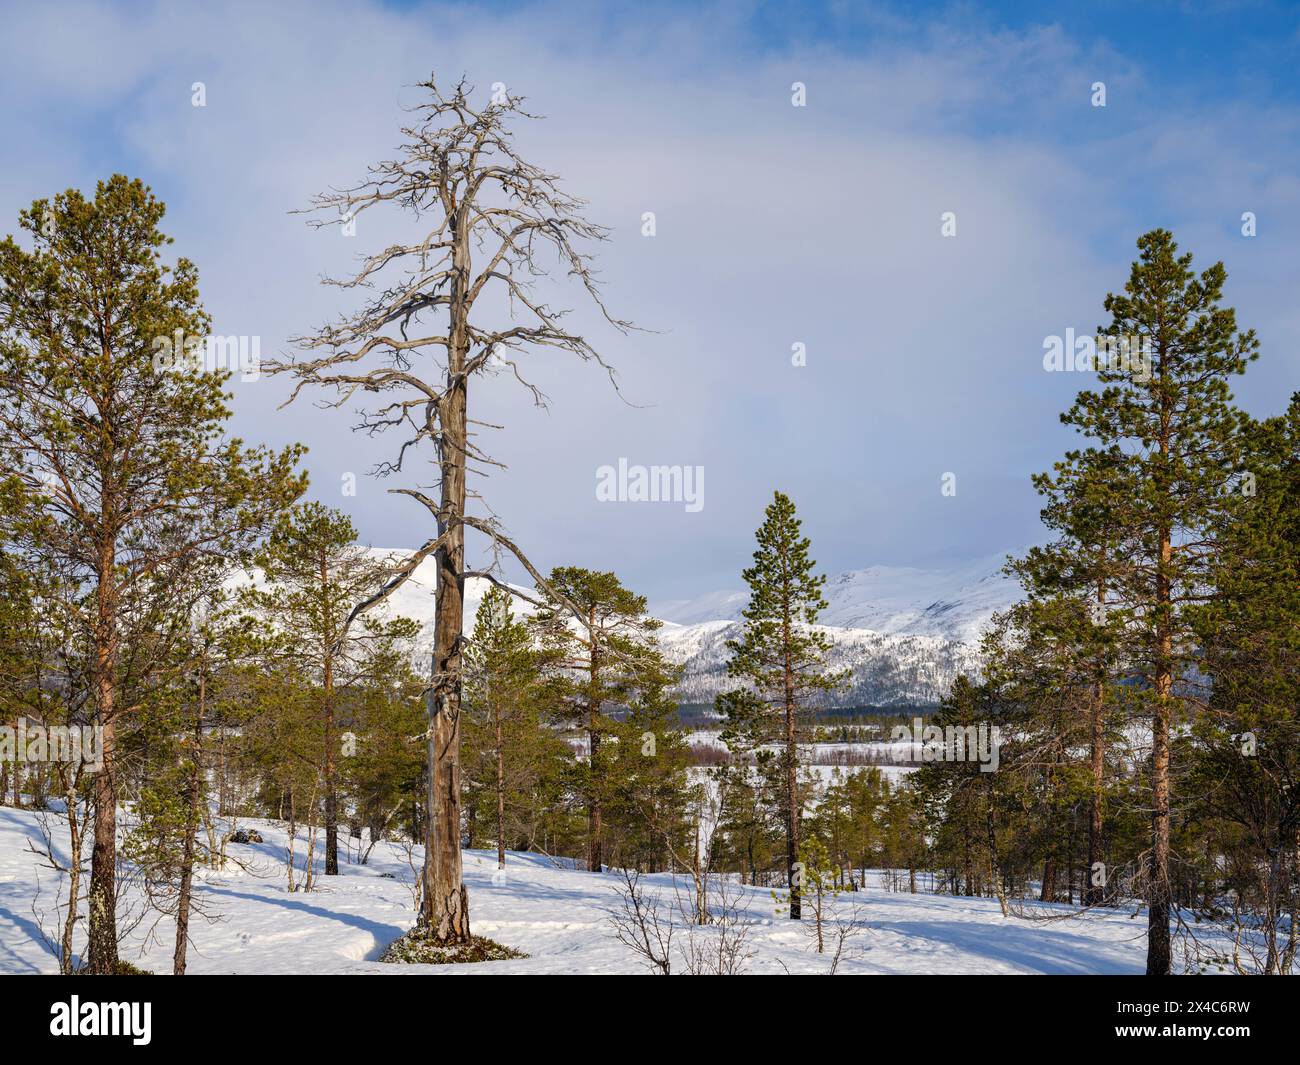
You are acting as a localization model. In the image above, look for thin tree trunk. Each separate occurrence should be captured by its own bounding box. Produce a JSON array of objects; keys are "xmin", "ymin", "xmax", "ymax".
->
[
  {"xmin": 59, "ymin": 769, "xmax": 82, "ymax": 975},
  {"xmin": 1085, "ymin": 573, "xmax": 1108, "ymax": 907},
  {"xmin": 1086, "ymin": 682, "xmax": 1106, "ymax": 905},
  {"xmin": 217, "ymin": 722, "xmax": 228, "ymax": 816},
  {"xmin": 323, "ymin": 600, "xmax": 338, "ymax": 876},
  {"xmin": 587, "ymin": 611, "xmax": 603, "ymax": 874},
  {"xmin": 174, "ymin": 671, "xmax": 205, "ymax": 975},
  {"xmin": 986, "ymin": 781, "xmax": 1007, "ymax": 917},
  {"xmin": 495, "ymin": 707, "xmax": 505, "ymax": 869},
  {"xmin": 87, "ymin": 713, "xmax": 117, "ymax": 973},
  {"xmin": 588, "ymin": 719, "xmax": 602, "ymax": 873},
  {"xmin": 286, "ymin": 790, "xmax": 297, "ymax": 893},
  {"xmin": 87, "ymin": 479, "xmax": 121, "ymax": 975},
  {"xmin": 1147, "ymin": 526, "xmax": 1174, "ymax": 976},
  {"xmin": 784, "ymin": 618, "xmax": 801, "ymax": 920},
  {"xmin": 1148, "ymin": 688, "xmax": 1172, "ymax": 973}
]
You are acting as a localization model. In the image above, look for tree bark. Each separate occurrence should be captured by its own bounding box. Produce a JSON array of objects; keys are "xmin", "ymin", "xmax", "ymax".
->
[
  {"xmin": 1086, "ymin": 687, "xmax": 1106, "ymax": 906},
  {"xmin": 587, "ymin": 609, "xmax": 603, "ymax": 874},
  {"xmin": 784, "ymin": 645, "xmax": 801, "ymax": 920},
  {"xmin": 495, "ymin": 707, "xmax": 505, "ymax": 869},
  {"xmin": 87, "ymin": 535, "xmax": 119, "ymax": 974},
  {"xmin": 1085, "ymin": 575, "xmax": 1108, "ymax": 907},
  {"xmin": 1146, "ymin": 513, "xmax": 1173, "ymax": 974},
  {"xmin": 323, "ymin": 583, "xmax": 338, "ymax": 876},
  {"xmin": 174, "ymin": 671, "xmax": 205, "ymax": 975},
  {"xmin": 421, "ymin": 204, "xmax": 470, "ymax": 942},
  {"xmin": 1040, "ymin": 857, "xmax": 1056, "ymax": 903}
]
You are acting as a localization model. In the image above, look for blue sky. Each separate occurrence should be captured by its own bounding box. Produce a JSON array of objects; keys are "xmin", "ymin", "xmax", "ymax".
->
[{"xmin": 1, "ymin": 0, "xmax": 1297, "ymax": 600}]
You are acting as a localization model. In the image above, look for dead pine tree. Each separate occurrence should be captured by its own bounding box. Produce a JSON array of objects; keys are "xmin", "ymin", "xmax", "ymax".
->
[{"xmin": 268, "ymin": 75, "xmax": 636, "ymax": 949}]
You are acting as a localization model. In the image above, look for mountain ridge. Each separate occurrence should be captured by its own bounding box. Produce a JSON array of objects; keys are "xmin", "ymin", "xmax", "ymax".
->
[{"xmin": 335, "ymin": 548, "xmax": 1023, "ymax": 708}]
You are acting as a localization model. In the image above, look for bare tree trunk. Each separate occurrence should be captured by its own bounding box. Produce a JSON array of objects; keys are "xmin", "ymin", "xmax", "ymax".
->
[
  {"xmin": 421, "ymin": 227, "xmax": 470, "ymax": 940},
  {"xmin": 323, "ymin": 608, "xmax": 338, "ymax": 876},
  {"xmin": 304, "ymin": 794, "xmax": 318, "ymax": 894},
  {"xmin": 59, "ymin": 769, "xmax": 83, "ymax": 975},
  {"xmin": 1040, "ymin": 857, "xmax": 1056, "ymax": 903},
  {"xmin": 495, "ymin": 709, "xmax": 505, "ymax": 870},
  {"xmin": 1148, "ymin": 689, "xmax": 1172, "ymax": 973},
  {"xmin": 174, "ymin": 674, "xmax": 205, "ymax": 975},
  {"xmin": 86, "ymin": 530, "xmax": 121, "ymax": 975},
  {"xmin": 1084, "ymin": 573, "xmax": 1108, "ymax": 907},
  {"xmin": 588, "ymin": 716, "xmax": 603, "ymax": 874},
  {"xmin": 286, "ymin": 791, "xmax": 297, "ymax": 893},
  {"xmin": 986, "ymin": 782, "xmax": 1008, "ymax": 917},
  {"xmin": 783, "ymin": 719, "xmax": 801, "ymax": 920},
  {"xmin": 88, "ymin": 720, "xmax": 117, "ymax": 973},
  {"xmin": 784, "ymin": 690, "xmax": 800, "ymax": 919},
  {"xmin": 1147, "ymin": 529, "xmax": 1174, "ymax": 976},
  {"xmin": 217, "ymin": 722, "xmax": 229, "ymax": 816},
  {"xmin": 1086, "ymin": 682, "xmax": 1106, "ymax": 906},
  {"xmin": 586, "ymin": 610, "xmax": 603, "ymax": 875}
]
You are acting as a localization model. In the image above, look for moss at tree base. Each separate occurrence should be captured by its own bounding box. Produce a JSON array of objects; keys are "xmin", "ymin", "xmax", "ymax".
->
[
  {"xmin": 73, "ymin": 960, "xmax": 153, "ymax": 975},
  {"xmin": 379, "ymin": 928, "xmax": 527, "ymax": 965}
]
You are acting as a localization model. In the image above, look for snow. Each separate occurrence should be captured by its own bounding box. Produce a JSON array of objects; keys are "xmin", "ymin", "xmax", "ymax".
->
[
  {"xmin": 652, "ymin": 553, "xmax": 1022, "ymax": 644},
  {"xmin": 650, "ymin": 556, "xmax": 1023, "ymax": 707},
  {"xmin": 657, "ymin": 620, "xmax": 984, "ymax": 707},
  {"xmin": 0, "ymin": 804, "xmax": 1170, "ymax": 975}
]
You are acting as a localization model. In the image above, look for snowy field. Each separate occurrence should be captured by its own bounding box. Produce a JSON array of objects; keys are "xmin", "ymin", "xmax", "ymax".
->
[{"xmin": 0, "ymin": 805, "xmax": 1185, "ymax": 975}]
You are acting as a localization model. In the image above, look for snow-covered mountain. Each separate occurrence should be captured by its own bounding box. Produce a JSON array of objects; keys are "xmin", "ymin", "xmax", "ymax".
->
[
  {"xmin": 339, "ymin": 549, "xmax": 1022, "ymax": 709},
  {"xmin": 652, "ymin": 555, "xmax": 1021, "ymax": 707},
  {"xmin": 655, "ymin": 619, "xmax": 987, "ymax": 707},
  {"xmin": 653, "ymin": 555, "xmax": 1018, "ymax": 645}
]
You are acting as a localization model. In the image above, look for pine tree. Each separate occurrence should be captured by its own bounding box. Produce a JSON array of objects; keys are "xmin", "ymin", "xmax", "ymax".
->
[
  {"xmin": 914, "ymin": 676, "xmax": 999, "ymax": 898},
  {"xmin": 722, "ymin": 490, "xmax": 845, "ymax": 918},
  {"xmin": 462, "ymin": 585, "xmax": 559, "ymax": 869},
  {"xmin": 344, "ymin": 660, "xmax": 427, "ymax": 862},
  {"xmin": 530, "ymin": 566, "xmax": 678, "ymax": 873},
  {"xmin": 1011, "ymin": 447, "xmax": 1134, "ymax": 906},
  {"xmin": 122, "ymin": 567, "xmax": 244, "ymax": 975},
  {"xmin": 789, "ymin": 836, "xmax": 843, "ymax": 953},
  {"xmin": 248, "ymin": 502, "xmax": 418, "ymax": 876},
  {"xmin": 813, "ymin": 767, "xmax": 887, "ymax": 890},
  {"xmin": 0, "ymin": 176, "xmax": 304, "ymax": 972},
  {"xmin": 1054, "ymin": 230, "xmax": 1257, "ymax": 973},
  {"xmin": 0, "ymin": 473, "xmax": 33, "ymax": 804},
  {"xmin": 711, "ymin": 760, "xmax": 783, "ymax": 887},
  {"xmin": 880, "ymin": 781, "xmax": 928, "ymax": 894},
  {"xmin": 1188, "ymin": 398, "xmax": 1300, "ymax": 972},
  {"xmin": 602, "ymin": 678, "xmax": 694, "ymax": 877}
]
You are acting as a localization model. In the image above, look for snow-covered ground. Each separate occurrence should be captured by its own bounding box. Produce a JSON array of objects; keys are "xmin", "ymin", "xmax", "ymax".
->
[{"xmin": 0, "ymin": 805, "xmax": 1170, "ymax": 974}]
